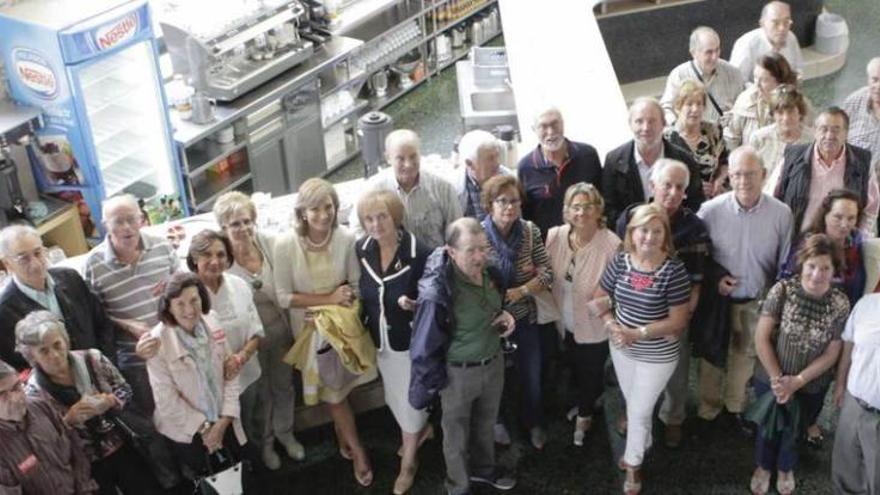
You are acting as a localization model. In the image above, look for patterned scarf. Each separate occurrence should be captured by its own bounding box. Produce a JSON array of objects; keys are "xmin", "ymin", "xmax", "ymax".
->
[{"xmin": 481, "ymin": 216, "xmax": 523, "ymax": 289}]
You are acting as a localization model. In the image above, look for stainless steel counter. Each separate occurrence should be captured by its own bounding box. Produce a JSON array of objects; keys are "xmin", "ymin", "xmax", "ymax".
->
[{"xmin": 170, "ymin": 36, "xmax": 364, "ymax": 147}]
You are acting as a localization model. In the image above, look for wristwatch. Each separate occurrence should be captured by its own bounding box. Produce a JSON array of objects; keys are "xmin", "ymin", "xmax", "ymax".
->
[
  {"xmin": 638, "ymin": 326, "xmax": 649, "ymax": 339},
  {"xmin": 198, "ymin": 421, "xmax": 212, "ymax": 436}
]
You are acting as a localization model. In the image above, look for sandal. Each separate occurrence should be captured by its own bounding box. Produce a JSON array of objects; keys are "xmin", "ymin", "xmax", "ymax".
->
[
  {"xmin": 749, "ymin": 468, "xmax": 770, "ymax": 495},
  {"xmin": 623, "ymin": 467, "xmax": 641, "ymax": 494},
  {"xmin": 352, "ymin": 449, "xmax": 373, "ymax": 487},
  {"xmin": 776, "ymin": 471, "xmax": 795, "ymax": 495}
]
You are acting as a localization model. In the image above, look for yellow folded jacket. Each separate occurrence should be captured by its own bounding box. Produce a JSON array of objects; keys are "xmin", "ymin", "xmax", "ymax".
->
[{"xmin": 284, "ymin": 301, "xmax": 377, "ymax": 405}]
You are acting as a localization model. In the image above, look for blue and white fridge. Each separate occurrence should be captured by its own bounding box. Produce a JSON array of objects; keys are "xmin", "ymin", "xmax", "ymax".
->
[{"xmin": 0, "ymin": 0, "xmax": 186, "ymax": 235}]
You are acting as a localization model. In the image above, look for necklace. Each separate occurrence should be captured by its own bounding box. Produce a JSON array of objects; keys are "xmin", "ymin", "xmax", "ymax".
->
[{"xmin": 303, "ymin": 229, "xmax": 332, "ymax": 250}]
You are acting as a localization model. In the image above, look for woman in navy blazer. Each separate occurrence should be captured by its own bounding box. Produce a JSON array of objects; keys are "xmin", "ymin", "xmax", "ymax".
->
[{"xmin": 355, "ymin": 190, "xmax": 432, "ymax": 495}]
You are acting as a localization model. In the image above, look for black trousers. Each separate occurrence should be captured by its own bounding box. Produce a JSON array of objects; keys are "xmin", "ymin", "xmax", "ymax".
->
[
  {"xmin": 564, "ymin": 332, "xmax": 609, "ymax": 418},
  {"xmin": 92, "ymin": 443, "xmax": 164, "ymax": 495}
]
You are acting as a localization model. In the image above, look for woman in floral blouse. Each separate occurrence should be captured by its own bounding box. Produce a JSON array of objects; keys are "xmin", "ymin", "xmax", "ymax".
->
[
  {"xmin": 664, "ymin": 80, "xmax": 728, "ymax": 198},
  {"xmin": 750, "ymin": 234, "xmax": 850, "ymax": 495}
]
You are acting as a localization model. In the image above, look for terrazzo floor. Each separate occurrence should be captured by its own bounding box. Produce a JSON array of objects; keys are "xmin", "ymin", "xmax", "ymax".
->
[{"xmin": 276, "ymin": 1, "xmax": 878, "ymax": 493}]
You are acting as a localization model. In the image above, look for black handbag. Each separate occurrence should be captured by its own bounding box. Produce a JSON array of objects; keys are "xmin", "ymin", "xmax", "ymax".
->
[{"xmin": 83, "ymin": 353, "xmax": 182, "ymax": 489}]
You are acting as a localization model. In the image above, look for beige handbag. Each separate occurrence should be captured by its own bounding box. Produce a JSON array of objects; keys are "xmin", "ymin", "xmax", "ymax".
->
[{"xmin": 525, "ymin": 221, "xmax": 561, "ymax": 324}]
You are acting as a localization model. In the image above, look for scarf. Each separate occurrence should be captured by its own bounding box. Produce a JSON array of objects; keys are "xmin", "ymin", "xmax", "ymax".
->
[{"xmin": 482, "ymin": 216, "xmax": 523, "ymax": 289}]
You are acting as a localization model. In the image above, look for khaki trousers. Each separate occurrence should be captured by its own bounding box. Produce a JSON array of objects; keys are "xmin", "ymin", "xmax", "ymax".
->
[{"xmin": 697, "ymin": 299, "xmax": 761, "ymax": 419}]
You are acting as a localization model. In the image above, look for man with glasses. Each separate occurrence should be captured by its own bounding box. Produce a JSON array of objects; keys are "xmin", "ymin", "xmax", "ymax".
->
[
  {"xmin": 730, "ymin": 1, "xmax": 803, "ymax": 82},
  {"xmin": 518, "ymin": 106, "xmax": 603, "ymax": 239},
  {"xmin": 696, "ymin": 146, "xmax": 792, "ymax": 436},
  {"xmin": 614, "ymin": 159, "xmax": 710, "ymax": 448},
  {"xmin": 773, "ymin": 107, "xmax": 879, "ymax": 238},
  {"xmin": 0, "ymin": 225, "xmax": 116, "ymax": 370},
  {"xmin": 0, "ymin": 359, "xmax": 97, "ymax": 493},
  {"xmin": 410, "ymin": 217, "xmax": 517, "ymax": 494},
  {"xmin": 83, "ymin": 194, "xmax": 180, "ymax": 414}
]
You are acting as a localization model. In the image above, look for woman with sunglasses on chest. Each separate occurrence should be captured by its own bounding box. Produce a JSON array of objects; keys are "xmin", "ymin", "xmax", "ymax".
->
[
  {"xmin": 545, "ymin": 183, "xmax": 621, "ymax": 447},
  {"xmin": 213, "ymin": 192, "xmax": 304, "ymax": 470}
]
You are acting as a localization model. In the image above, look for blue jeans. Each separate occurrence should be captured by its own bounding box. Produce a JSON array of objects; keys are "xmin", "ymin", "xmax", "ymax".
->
[
  {"xmin": 753, "ymin": 380, "xmax": 826, "ymax": 472},
  {"xmin": 510, "ymin": 319, "xmax": 544, "ymax": 429}
]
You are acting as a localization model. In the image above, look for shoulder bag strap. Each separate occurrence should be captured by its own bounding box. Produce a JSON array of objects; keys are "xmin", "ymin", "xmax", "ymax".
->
[{"xmin": 690, "ymin": 61, "xmax": 725, "ymax": 117}]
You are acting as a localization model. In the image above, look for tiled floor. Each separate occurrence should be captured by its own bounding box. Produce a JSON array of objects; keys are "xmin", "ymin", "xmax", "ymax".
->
[{"xmin": 293, "ymin": 1, "xmax": 877, "ymax": 493}]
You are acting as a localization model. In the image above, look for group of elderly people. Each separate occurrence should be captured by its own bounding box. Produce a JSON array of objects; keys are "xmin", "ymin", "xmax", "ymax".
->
[{"xmin": 0, "ymin": 2, "xmax": 879, "ymax": 494}]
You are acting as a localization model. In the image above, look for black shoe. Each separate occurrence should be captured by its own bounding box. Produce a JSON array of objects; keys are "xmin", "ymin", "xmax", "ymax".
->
[
  {"xmin": 730, "ymin": 413, "xmax": 756, "ymax": 438},
  {"xmin": 469, "ymin": 471, "xmax": 516, "ymax": 491}
]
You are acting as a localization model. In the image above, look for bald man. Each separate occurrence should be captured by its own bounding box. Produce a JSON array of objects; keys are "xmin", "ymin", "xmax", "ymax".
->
[
  {"xmin": 352, "ymin": 129, "xmax": 462, "ymax": 249},
  {"xmin": 843, "ymin": 57, "xmax": 880, "ymax": 186},
  {"xmin": 602, "ymin": 98, "xmax": 705, "ymax": 226},
  {"xmin": 660, "ymin": 26, "xmax": 745, "ymax": 125},
  {"xmin": 730, "ymin": 1, "xmax": 804, "ymax": 81}
]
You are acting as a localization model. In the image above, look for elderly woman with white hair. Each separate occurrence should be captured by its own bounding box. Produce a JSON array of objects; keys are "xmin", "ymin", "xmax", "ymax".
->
[
  {"xmin": 454, "ymin": 129, "xmax": 509, "ymax": 219},
  {"xmin": 16, "ymin": 310, "xmax": 162, "ymax": 494},
  {"xmin": 212, "ymin": 191, "xmax": 303, "ymax": 469},
  {"xmin": 0, "ymin": 358, "xmax": 98, "ymax": 494}
]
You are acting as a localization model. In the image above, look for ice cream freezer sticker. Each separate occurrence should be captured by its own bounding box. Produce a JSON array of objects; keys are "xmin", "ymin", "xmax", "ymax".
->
[{"xmin": 12, "ymin": 48, "xmax": 87, "ymax": 187}]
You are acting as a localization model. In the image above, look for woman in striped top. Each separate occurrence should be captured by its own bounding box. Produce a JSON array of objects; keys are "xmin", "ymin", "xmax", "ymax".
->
[
  {"xmin": 593, "ymin": 203, "xmax": 691, "ymax": 495},
  {"xmin": 480, "ymin": 175, "xmax": 554, "ymax": 450}
]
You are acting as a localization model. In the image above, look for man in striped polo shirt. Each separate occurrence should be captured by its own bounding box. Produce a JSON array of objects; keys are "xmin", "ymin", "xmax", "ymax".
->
[{"xmin": 84, "ymin": 194, "xmax": 179, "ymax": 414}]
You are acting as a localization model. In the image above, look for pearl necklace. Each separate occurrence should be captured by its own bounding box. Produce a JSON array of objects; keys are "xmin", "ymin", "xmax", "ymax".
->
[{"xmin": 303, "ymin": 230, "xmax": 332, "ymax": 250}]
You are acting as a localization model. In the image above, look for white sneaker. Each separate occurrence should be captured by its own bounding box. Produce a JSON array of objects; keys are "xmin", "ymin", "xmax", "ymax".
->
[
  {"xmin": 262, "ymin": 446, "xmax": 282, "ymax": 470},
  {"xmin": 278, "ymin": 435, "xmax": 306, "ymax": 461},
  {"xmin": 573, "ymin": 416, "xmax": 592, "ymax": 447},
  {"xmin": 494, "ymin": 423, "xmax": 511, "ymax": 446}
]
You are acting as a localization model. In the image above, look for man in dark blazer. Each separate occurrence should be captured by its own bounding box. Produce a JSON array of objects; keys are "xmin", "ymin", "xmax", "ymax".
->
[
  {"xmin": 0, "ymin": 225, "xmax": 116, "ymax": 370},
  {"xmin": 602, "ymin": 97, "xmax": 705, "ymax": 227},
  {"xmin": 774, "ymin": 106, "xmax": 879, "ymax": 237}
]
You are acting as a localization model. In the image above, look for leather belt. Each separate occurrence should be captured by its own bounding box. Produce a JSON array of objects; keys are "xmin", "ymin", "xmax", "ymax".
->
[
  {"xmin": 855, "ymin": 396, "xmax": 880, "ymax": 415},
  {"xmin": 448, "ymin": 354, "xmax": 497, "ymax": 368},
  {"xmin": 730, "ymin": 297, "xmax": 756, "ymax": 305}
]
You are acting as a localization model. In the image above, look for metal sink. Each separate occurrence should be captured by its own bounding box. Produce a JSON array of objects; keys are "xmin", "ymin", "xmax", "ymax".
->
[
  {"xmin": 470, "ymin": 91, "xmax": 516, "ymax": 112},
  {"xmin": 457, "ymin": 55, "xmax": 518, "ymax": 132}
]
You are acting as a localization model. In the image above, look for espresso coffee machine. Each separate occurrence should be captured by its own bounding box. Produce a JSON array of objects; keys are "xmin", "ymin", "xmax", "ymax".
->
[
  {"xmin": 160, "ymin": 0, "xmax": 315, "ymax": 101},
  {"xmin": 0, "ymin": 102, "xmax": 40, "ymax": 227}
]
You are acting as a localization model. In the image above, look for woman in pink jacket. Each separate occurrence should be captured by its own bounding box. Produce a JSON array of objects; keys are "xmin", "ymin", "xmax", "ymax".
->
[
  {"xmin": 545, "ymin": 183, "xmax": 621, "ymax": 447},
  {"xmin": 146, "ymin": 272, "xmax": 249, "ymax": 489}
]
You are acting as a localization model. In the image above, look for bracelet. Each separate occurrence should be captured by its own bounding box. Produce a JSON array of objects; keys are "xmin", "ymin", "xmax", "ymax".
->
[
  {"xmin": 639, "ymin": 326, "xmax": 649, "ymax": 339},
  {"xmin": 521, "ymin": 285, "xmax": 531, "ymax": 296},
  {"xmin": 796, "ymin": 373, "xmax": 806, "ymax": 385}
]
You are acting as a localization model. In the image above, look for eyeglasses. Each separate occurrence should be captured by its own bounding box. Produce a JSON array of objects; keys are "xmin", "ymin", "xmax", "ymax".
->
[
  {"xmin": 9, "ymin": 247, "xmax": 48, "ymax": 266},
  {"xmin": 225, "ymin": 218, "xmax": 254, "ymax": 230},
  {"xmin": 766, "ymin": 18, "xmax": 793, "ymax": 28},
  {"xmin": 493, "ymin": 198, "xmax": 522, "ymax": 208},
  {"xmin": 729, "ymin": 171, "xmax": 761, "ymax": 180},
  {"xmin": 106, "ymin": 215, "xmax": 142, "ymax": 228}
]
